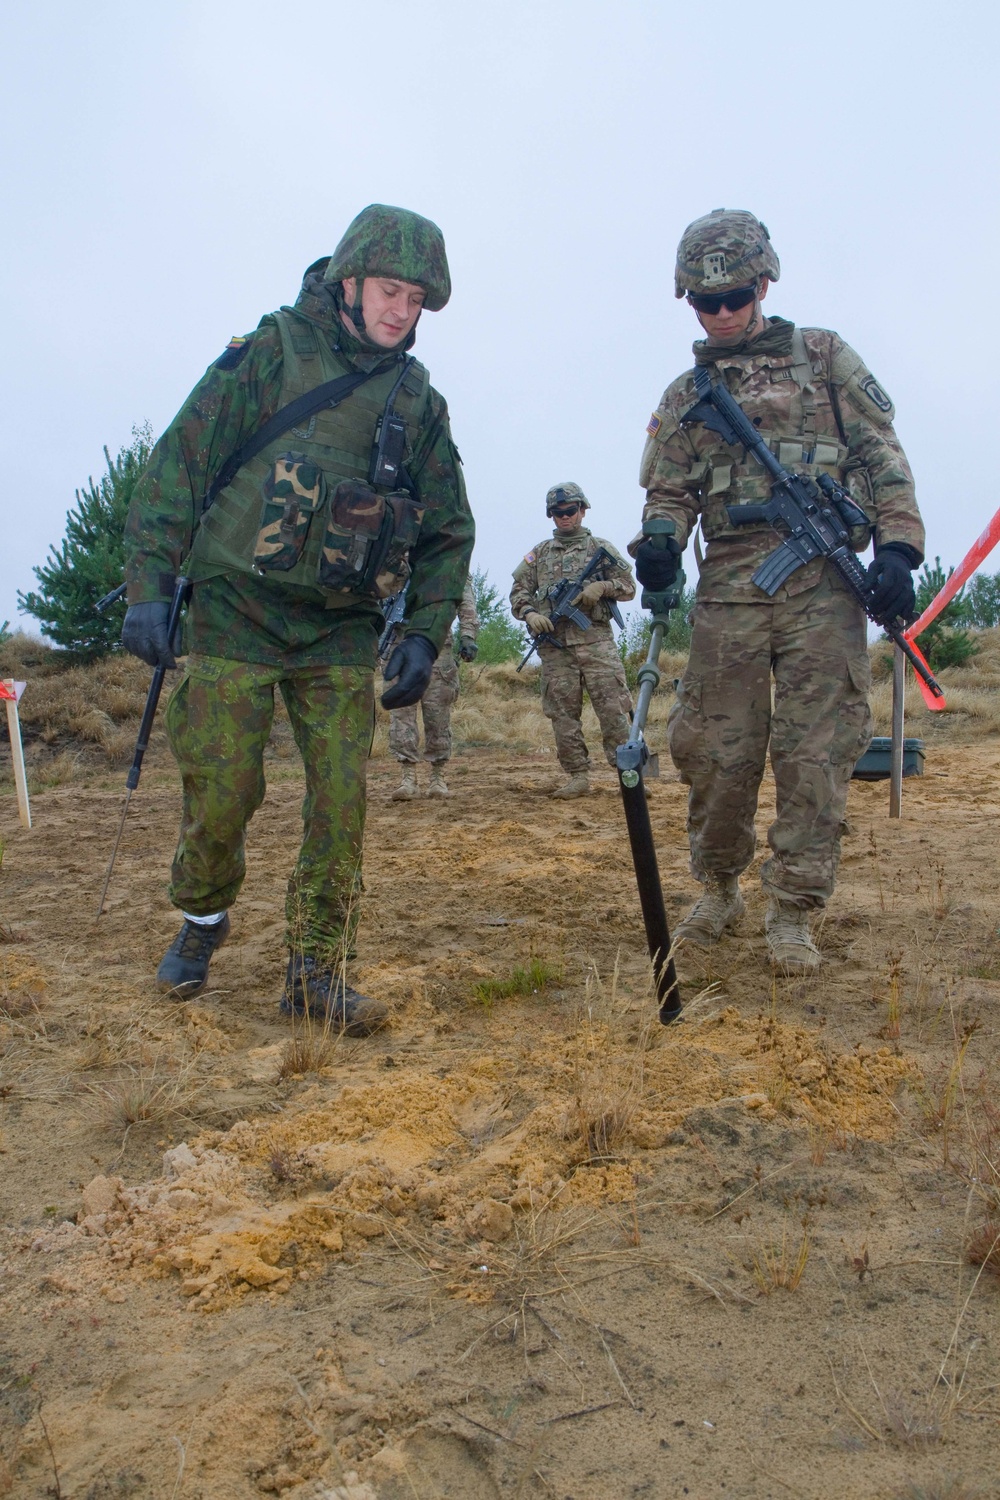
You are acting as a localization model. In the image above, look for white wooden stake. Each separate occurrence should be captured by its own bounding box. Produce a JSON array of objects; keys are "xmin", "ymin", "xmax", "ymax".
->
[{"xmin": 2, "ymin": 681, "xmax": 30, "ymax": 830}]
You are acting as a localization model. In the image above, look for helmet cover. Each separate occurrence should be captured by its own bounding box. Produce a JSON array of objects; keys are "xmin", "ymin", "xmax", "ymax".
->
[
  {"xmin": 674, "ymin": 209, "xmax": 780, "ymax": 298},
  {"xmin": 325, "ymin": 204, "xmax": 451, "ymax": 310}
]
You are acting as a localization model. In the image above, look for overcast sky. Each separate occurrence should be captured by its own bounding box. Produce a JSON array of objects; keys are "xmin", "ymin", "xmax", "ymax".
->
[{"xmin": 3, "ymin": 0, "xmax": 998, "ymax": 638}]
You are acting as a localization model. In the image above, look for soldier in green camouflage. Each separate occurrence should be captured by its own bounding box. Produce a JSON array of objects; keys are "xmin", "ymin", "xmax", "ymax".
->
[
  {"xmin": 510, "ymin": 485, "xmax": 635, "ymax": 798},
  {"xmin": 634, "ymin": 210, "xmax": 924, "ymax": 972},
  {"xmin": 122, "ymin": 204, "xmax": 475, "ymax": 1029},
  {"xmin": 389, "ymin": 576, "xmax": 479, "ymax": 799}
]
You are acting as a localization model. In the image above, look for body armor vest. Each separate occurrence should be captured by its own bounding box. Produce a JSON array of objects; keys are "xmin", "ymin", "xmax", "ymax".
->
[
  {"xmin": 698, "ymin": 329, "xmax": 873, "ymax": 550},
  {"xmin": 187, "ymin": 310, "xmax": 431, "ymax": 604}
]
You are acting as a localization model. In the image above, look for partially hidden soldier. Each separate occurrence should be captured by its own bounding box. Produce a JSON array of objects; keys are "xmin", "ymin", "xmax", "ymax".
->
[
  {"xmin": 122, "ymin": 204, "xmax": 474, "ymax": 1030},
  {"xmin": 510, "ymin": 484, "xmax": 635, "ymax": 799},
  {"xmin": 389, "ymin": 575, "xmax": 479, "ymax": 799},
  {"xmin": 634, "ymin": 209, "xmax": 924, "ymax": 972}
]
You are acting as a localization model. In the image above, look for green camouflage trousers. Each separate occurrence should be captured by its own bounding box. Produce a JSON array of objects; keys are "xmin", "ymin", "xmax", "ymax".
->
[
  {"xmin": 667, "ymin": 570, "xmax": 873, "ymax": 908},
  {"xmin": 165, "ymin": 654, "xmax": 374, "ymax": 959},
  {"xmin": 540, "ymin": 629, "xmax": 632, "ymax": 774},
  {"xmin": 388, "ymin": 651, "xmax": 459, "ymax": 763}
]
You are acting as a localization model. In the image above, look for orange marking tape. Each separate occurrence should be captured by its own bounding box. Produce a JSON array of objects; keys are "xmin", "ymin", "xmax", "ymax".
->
[{"xmin": 903, "ymin": 504, "xmax": 1000, "ymax": 710}]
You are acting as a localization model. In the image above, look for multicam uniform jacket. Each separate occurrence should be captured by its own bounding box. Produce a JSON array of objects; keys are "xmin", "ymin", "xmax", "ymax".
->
[
  {"xmin": 635, "ymin": 317, "xmax": 924, "ymax": 598},
  {"xmin": 509, "ymin": 529, "xmax": 636, "ymax": 642},
  {"xmin": 125, "ymin": 264, "xmax": 475, "ymax": 667}
]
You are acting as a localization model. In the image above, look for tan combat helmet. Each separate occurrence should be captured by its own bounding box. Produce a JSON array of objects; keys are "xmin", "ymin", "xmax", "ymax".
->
[
  {"xmin": 674, "ymin": 209, "xmax": 780, "ymax": 298},
  {"xmin": 545, "ymin": 482, "xmax": 591, "ymax": 516}
]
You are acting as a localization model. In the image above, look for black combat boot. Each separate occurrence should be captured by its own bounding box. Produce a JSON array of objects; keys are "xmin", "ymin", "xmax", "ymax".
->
[
  {"xmin": 280, "ymin": 955, "xmax": 389, "ymax": 1036},
  {"xmin": 156, "ymin": 914, "xmax": 231, "ymax": 998}
]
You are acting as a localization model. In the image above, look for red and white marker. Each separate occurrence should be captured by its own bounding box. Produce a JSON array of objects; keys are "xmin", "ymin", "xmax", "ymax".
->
[{"xmin": 1, "ymin": 680, "xmax": 30, "ymax": 829}]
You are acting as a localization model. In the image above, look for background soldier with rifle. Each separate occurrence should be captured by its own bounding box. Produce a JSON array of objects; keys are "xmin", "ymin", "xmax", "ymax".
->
[
  {"xmin": 388, "ymin": 575, "xmax": 479, "ymax": 800},
  {"xmin": 510, "ymin": 483, "xmax": 635, "ymax": 799},
  {"xmin": 633, "ymin": 209, "xmax": 925, "ymax": 972},
  {"xmin": 120, "ymin": 204, "xmax": 474, "ymax": 1027}
]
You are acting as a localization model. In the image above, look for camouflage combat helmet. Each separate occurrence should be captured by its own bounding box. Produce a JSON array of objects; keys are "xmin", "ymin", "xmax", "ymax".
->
[
  {"xmin": 674, "ymin": 209, "xmax": 780, "ymax": 298},
  {"xmin": 545, "ymin": 481, "xmax": 590, "ymax": 516},
  {"xmin": 325, "ymin": 204, "xmax": 451, "ymax": 311}
]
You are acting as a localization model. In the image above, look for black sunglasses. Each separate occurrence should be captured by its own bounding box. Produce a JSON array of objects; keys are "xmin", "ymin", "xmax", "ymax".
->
[
  {"xmin": 688, "ymin": 284, "xmax": 758, "ymax": 316},
  {"xmin": 551, "ymin": 503, "xmax": 582, "ymax": 518}
]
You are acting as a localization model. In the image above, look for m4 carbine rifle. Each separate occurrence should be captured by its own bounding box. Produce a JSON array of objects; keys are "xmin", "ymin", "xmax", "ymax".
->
[
  {"xmin": 516, "ymin": 547, "xmax": 625, "ymax": 672},
  {"xmin": 378, "ymin": 584, "xmax": 409, "ymax": 660},
  {"xmin": 681, "ymin": 367, "xmax": 943, "ymax": 699}
]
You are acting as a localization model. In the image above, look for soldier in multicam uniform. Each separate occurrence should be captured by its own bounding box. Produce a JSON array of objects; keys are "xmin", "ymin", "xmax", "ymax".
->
[
  {"xmin": 633, "ymin": 209, "xmax": 923, "ymax": 972},
  {"xmin": 122, "ymin": 205, "xmax": 474, "ymax": 1029},
  {"xmin": 510, "ymin": 484, "xmax": 635, "ymax": 799},
  {"xmin": 389, "ymin": 575, "xmax": 479, "ymax": 799}
]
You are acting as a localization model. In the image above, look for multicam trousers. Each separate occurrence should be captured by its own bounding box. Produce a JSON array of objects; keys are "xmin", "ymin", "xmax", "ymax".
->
[
  {"xmin": 165, "ymin": 654, "xmax": 374, "ymax": 961},
  {"xmin": 666, "ymin": 571, "xmax": 873, "ymax": 908},
  {"xmin": 539, "ymin": 629, "xmax": 632, "ymax": 774},
  {"xmin": 388, "ymin": 651, "xmax": 459, "ymax": 764}
]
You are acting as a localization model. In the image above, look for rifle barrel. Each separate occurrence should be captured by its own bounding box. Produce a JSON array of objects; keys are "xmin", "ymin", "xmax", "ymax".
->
[{"xmin": 95, "ymin": 573, "xmax": 190, "ymax": 918}]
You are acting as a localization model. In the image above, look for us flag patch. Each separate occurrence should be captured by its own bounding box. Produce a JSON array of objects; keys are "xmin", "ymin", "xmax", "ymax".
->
[
  {"xmin": 524, "ymin": 551, "xmax": 535, "ymax": 563},
  {"xmin": 646, "ymin": 413, "xmax": 662, "ymax": 437}
]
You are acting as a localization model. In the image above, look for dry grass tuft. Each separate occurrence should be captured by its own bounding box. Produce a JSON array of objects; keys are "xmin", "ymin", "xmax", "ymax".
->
[
  {"xmin": 88, "ymin": 1055, "xmax": 200, "ymax": 1134},
  {"xmin": 568, "ymin": 959, "xmax": 653, "ymax": 1162},
  {"xmin": 276, "ymin": 1028, "xmax": 340, "ymax": 1078},
  {"xmin": 743, "ymin": 1217, "xmax": 811, "ymax": 1295},
  {"xmin": 892, "ymin": 1479, "xmax": 984, "ymax": 1500}
]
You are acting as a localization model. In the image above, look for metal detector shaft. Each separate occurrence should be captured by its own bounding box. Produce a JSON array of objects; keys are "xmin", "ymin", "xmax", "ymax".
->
[
  {"xmin": 616, "ymin": 519, "xmax": 685, "ymax": 1024},
  {"xmin": 95, "ymin": 574, "xmax": 191, "ymax": 918}
]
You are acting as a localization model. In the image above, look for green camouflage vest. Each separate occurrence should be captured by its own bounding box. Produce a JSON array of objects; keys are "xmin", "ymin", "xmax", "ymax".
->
[
  {"xmin": 187, "ymin": 310, "xmax": 431, "ymax": 603},
  {"xmin": 698, "ymin": 329, "xmax": 872, "ymax": 549}
]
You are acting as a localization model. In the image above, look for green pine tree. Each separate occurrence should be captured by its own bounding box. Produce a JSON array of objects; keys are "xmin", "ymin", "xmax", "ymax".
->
[
  {"xmin": 956, "ymin": 570, "xmax": 1000, "ymax": 629},
  {"xmin": 465, "ymin": 567, "xmax": 528, "ymax": 664},
  {"xmin": 910, "ymin": 557, "xmax": 979, "ymax": 670},
  {"xmin": 18, "ymin": 425, "xmax": 153, "ymax": 658}
]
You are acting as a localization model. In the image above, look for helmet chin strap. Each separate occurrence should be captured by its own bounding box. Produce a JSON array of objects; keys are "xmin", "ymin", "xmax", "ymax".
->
[{"xmin": 348, "ymin": 276, "xmax": 367, "ymax": 334}]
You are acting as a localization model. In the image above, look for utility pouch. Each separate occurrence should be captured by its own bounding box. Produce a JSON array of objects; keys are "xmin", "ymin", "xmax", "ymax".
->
[
  {"xmin": 319, "ymin": 481, "xmax": 388, "ymax": 594},
  {"xmin": 842, "ymin": 458, "xmax": 876, "ymax": 551},
  {"xmin": 369, "ymin": 412, "xmax": 409, "ymax": 489},
  {"xmin": 253, "ymin": 455, "xmax": 325, "ymax": 572},
  {"xmin": 373, "ymin": 491, "xmax": 426, "ymax": 598}
]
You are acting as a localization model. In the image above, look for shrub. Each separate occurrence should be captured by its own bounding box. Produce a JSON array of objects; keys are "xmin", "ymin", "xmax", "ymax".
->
[
  {"xmin": 18, "ymin": 425, "xmax": 153, "ymax": 658},
  {"xmin": 467, "ymin": 567, "xmax": 528, "ymax": 665},
  {"xmin": 619, "ymin": 587, "xmax": 696, "ymax": 687},
  {"xmin": 908, "ymin": 558, "xmax": 979, "ymax": 671}
]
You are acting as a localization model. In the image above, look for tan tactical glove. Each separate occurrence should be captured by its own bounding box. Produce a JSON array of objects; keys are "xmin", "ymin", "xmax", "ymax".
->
[
  {"xmin": 524, "ymin": 611, "xmax": 554, "ymax": 635},
  {"xmin": 578, "ymin": 579, "xmax": 614, "ymax": 607}
]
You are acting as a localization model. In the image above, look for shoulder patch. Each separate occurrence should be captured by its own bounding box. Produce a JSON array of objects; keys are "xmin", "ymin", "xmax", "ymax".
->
[
  {"xmin": 214, "ymin": 334, "xmax": 252, "ymax": 371},
  {"xmin": 646, "ymin": 412, "xmax": 662, "ymax": 437},
  {"xmin": 859, "ymin": 374, "xmax": 893, "ymax": 413},
  {"xmin": 523, "ymin": 551, "xmax": 535, "ymax": 563}
]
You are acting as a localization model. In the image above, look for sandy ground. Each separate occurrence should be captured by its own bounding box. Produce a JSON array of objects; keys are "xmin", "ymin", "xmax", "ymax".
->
[{"xmin": 1, "ymin": 707, "xmax": 999, "ymax": 1499}]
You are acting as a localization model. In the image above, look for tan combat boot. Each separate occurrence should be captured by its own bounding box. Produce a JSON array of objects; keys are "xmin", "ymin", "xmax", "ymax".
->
[
  {"xmin": 428, "ymin": 765, "xmax": 452, "ymax": 798},
  {"xmin": 391, "ymin": 765, "xmax": 419, "ymax": 801},
  {"xmin": 765, "ymin": 898, "xmax": 821, "ymax": 973},
  {"xmin": 552, "ymin": 772, "xmax": 590, "ymax": 799},
  {"xmin": 675, "ymin": 874, "xmax": 745, "ymax": 947}
]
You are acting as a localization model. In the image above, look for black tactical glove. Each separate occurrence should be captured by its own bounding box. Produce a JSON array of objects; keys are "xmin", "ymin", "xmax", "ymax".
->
[
  {"xmin": 634, "ymin": 535, "xmax": 682, "ymax": 591},
  {"xmin": 121, "ymin": 601, "xmax": 177, "ymax": 669},
  {"xmin": 459, "ymin": 636, "xmax": 478, "ymax": 662},
  {"xmin": 864, "ymin": 545, "xmax": 917, "ymax": 625},
  {"xmin": 381, "ymin": 634, "xmax": 437, "ymax": 709}
]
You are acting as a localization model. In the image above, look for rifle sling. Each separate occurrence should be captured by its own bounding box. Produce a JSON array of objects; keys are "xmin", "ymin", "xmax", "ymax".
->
[{"xmin": 202, "ymin": 368, "xmax": 379, "ymax": 514}]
